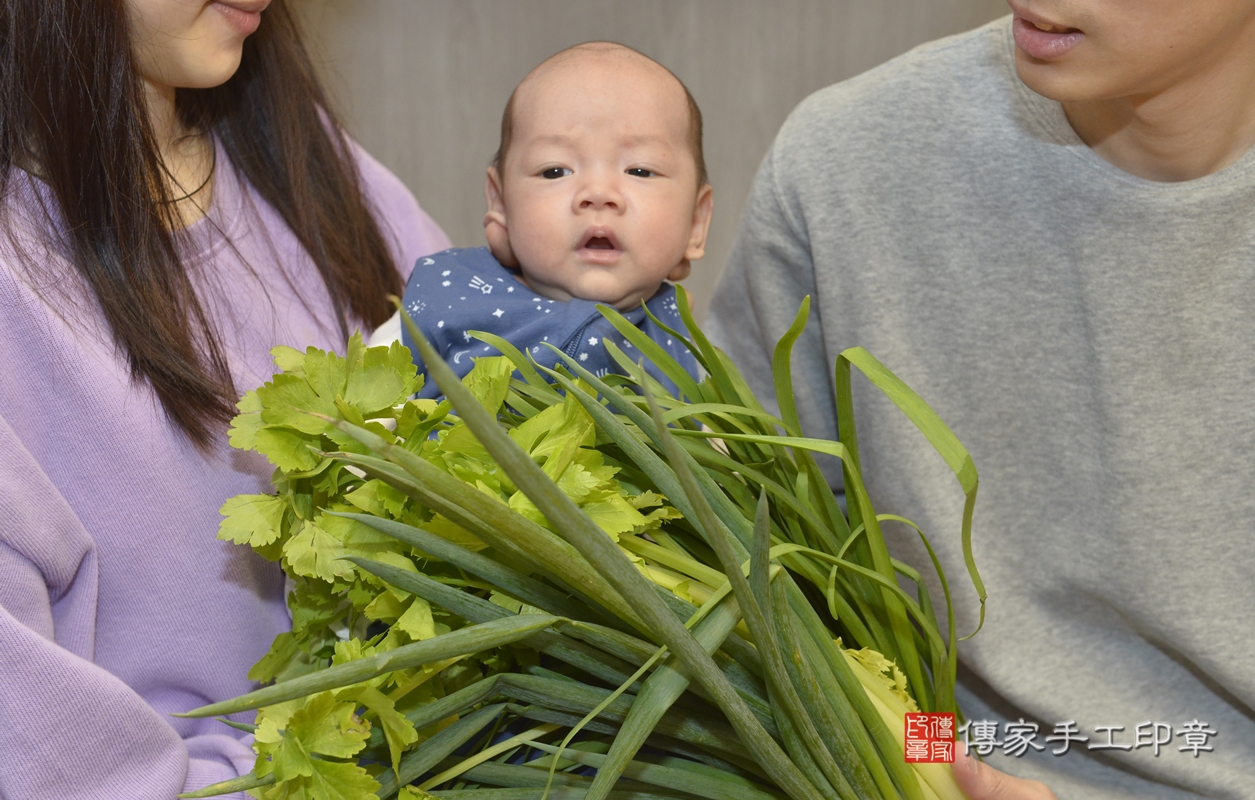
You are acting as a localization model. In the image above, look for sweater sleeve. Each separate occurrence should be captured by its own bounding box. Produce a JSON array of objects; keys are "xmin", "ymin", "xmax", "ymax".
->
[
  {"xmin": 0, "ymin": 407, "xmax": 254, "ymax": 799},
  {"xmin": 0, "ymin": 242, "xmax": 259, "ymax": 793}
]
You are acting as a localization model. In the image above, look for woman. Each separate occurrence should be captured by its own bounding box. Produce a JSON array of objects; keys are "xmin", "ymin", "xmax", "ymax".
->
[
  {"xmin": 710, "ymin": 1, "xmax": 1255, "ymax": 798},
  {"xmin": 0, "ymin": 1, "xmax": 449, "ymax": 797}
]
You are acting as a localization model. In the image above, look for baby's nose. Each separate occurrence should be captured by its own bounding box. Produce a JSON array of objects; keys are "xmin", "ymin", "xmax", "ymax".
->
[
  {"xmin": 580, "ymin": 194, "xmax": 620, "ymax": 210},
  {"xmin": 577, "ymin": 177, "xmax": 624, "ymax": 211}
]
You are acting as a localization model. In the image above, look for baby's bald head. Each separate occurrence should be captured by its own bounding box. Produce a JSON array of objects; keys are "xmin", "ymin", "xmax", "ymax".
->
[{"xmin": 492, "ymin": 42, "xmax": 707, "ymax": 188}]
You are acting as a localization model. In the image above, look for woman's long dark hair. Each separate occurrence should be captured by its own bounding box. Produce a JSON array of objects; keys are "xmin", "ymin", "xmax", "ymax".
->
[{"xmin": 0, "ymin": 0, "xmax": 402, "ymax": 448}]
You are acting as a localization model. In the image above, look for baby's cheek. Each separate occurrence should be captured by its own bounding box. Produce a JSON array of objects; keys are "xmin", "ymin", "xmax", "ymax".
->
[{"xmin": 507, "ymin": 239, "xmax": 558, "ymax": 279}]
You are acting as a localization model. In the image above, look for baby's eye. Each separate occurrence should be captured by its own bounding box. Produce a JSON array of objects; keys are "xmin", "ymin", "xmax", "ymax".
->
[
  {"xmin": 541, "ymin": 167, "xmax": 572, "ymax": 179},
  {"xmin": 626, "ymin": 168, "xmax": 654, "ymax": 178}
]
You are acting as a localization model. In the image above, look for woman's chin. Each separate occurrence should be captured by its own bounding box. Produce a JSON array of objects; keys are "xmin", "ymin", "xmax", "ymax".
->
[{"xmin": 175, "ymin": 51, "xmax": 246, "ymax": 90}]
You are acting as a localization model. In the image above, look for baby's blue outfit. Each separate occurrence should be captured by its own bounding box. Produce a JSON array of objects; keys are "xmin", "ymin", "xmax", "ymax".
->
[{"xmin": 400, "ymin": 247, "xmax": 699, "ymax": 399}]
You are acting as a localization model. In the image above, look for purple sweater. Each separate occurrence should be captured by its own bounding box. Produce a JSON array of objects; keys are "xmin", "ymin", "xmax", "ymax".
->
[{"xmin": 0, "ymin": 142, "xmax": 449, "ymax": 798}]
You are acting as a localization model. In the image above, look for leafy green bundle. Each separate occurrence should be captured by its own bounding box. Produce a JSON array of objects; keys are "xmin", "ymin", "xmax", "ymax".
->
[{"xmin": 182, "ymin": 290, "xmax": 985, "ymax": 800}]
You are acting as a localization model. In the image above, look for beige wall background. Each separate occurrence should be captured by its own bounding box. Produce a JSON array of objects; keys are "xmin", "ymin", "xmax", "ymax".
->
[{"xmin": 299, "ymin": 0, "xmax": 1008, "ymax": 320}]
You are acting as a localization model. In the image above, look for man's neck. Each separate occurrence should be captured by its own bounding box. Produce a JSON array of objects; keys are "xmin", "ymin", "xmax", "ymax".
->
[{"xmin": 1062, "ymin": 35, "xmax": 1255, "ymax": 182}]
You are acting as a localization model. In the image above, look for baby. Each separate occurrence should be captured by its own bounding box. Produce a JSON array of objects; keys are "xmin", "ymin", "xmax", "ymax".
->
[{"xmin": 373, "ymin": 42, "xmax": 714, "ymax": 398}]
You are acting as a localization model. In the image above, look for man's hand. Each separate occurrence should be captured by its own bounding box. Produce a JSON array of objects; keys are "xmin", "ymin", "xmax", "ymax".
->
[{"xmin": 952, "ymin": 748, "xmax": 1058, "ymax": 799}]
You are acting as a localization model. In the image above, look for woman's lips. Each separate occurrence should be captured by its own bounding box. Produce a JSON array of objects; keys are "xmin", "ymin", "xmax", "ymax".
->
[
  {"xmin": 1012, "ymin": 16, "xmax": 1084, "ymax": 60},
  {"xmin": 211, "ymin": 1, "xmax": 268, "ymax": 36}
]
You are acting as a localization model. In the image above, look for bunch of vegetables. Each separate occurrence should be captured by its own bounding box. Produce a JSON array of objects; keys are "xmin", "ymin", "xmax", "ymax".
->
[{"xmin": 180, "ymin": 289, "xmax": 985, "ymax": 800}]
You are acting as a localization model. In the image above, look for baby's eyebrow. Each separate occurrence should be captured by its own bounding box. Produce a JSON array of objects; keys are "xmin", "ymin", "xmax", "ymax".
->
[
  {"xmin": 527, "ymin": 133, "xmax": 673, "ymax": 149},
  {"xmin": 531, "ymin": 134, "xmax": 578, "ymax": 147},
  {"xmin": 617, "ymin": 134, "xmax": 671, "ymax": 149}
]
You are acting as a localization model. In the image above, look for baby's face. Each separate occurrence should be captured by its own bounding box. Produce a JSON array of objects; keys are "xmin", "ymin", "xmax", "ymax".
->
[{"xmin": 486, "ymin": 51, "xmax": 712, "ymax": 311}]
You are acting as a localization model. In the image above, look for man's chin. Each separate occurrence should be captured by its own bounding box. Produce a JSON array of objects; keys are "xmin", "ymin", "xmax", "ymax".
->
[{"xmin": 1013, "ymin": 54, "xmax": 1110, "ymax": 103}]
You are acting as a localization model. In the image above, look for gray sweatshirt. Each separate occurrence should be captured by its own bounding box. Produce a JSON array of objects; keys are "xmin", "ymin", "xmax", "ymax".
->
[{"xmin": 709, "ymin": 16, "xmax": 1255, "ymax": 799}]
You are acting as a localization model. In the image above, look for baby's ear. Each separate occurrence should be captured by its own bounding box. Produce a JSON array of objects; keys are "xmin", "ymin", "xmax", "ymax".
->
[
  {"xmin": 683, "ymin": 183, "xmax": 715, "ymax": 263},
  {"xmin": 484, "ymin": 167, "xmax": 518, "ymax": 268}
]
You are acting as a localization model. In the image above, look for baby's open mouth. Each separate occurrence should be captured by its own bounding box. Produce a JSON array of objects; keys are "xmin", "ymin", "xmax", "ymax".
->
[
  {"xmin": 578, "ymin": 228, "xmax": 623, "ymax": 263},
  {"xmin": 578, "ymin": 228, "xmax": 622, "ymax": 253}
]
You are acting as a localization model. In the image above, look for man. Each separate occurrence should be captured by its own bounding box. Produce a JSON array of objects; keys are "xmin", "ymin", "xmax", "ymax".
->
[{"xmin": 710, "ymin": 2, "xmax": 1255, "ymax": 797}]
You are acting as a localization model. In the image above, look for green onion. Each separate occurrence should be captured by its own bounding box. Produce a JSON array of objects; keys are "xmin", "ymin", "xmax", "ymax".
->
[{"xmin": 198, "ymin": 292, "xmax": 984, "ymax": 800}]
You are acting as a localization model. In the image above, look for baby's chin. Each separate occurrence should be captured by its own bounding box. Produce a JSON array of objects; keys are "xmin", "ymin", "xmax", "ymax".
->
[{"xmin": 517, "ymin": 271, "xmax": 661, "ymax": 311}]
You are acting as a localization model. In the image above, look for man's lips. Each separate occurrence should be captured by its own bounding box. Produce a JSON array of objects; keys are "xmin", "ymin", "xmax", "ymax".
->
[
  {"xmin": 1012, "ymin": 14, "xmax": 1084, "ymax": 60},
  {"xmin": 1020, "ymin": 16, "xmax": 1077, "ymax": 34}
]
